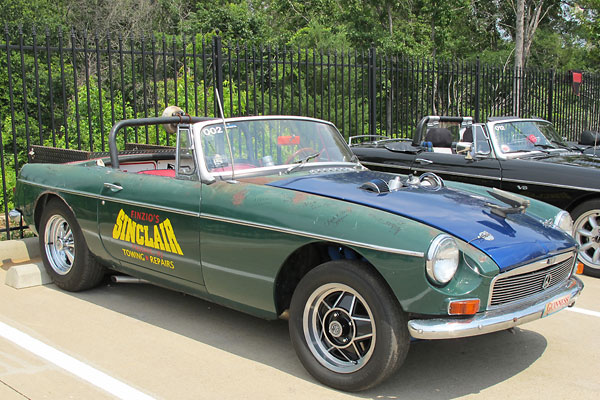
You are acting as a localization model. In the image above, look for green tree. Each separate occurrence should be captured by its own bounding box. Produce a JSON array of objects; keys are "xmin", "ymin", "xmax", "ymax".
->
[{"xmin": 0, "ymin": 0, "xmax": 67, "ymax": 33}]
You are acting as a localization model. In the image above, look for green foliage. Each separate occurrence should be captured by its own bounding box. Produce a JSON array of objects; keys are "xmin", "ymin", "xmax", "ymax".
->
[
  {"xmin": 55, "ymin": 77, "xmax": 133, "ymax": 151},
  {"xmin": 182, "ymin": 2, "xmax": 269, "ymax": 45},
  {"xmin": 564, "ymin": 0, "xmax": 600, "ymax": 72},
  {"xmin": 287, "ymin": 21, "xmax": 350, "ymax": 51},
  {"xmin": 1, "ymin": 117, "xmax": 25, "ymax": 211},
  {"xmin": 0, "ymin": 0, "xmax": 66, "ymax": 34},
  {"xmin": 0, "ymin": 0, "xmax": 594, "ymax": 70}
]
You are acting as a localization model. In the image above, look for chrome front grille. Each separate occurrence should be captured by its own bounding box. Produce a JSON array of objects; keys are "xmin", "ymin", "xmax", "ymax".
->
[{"xmin": 489, "ymin": 252, "xmax": 575, "ymax": 308}]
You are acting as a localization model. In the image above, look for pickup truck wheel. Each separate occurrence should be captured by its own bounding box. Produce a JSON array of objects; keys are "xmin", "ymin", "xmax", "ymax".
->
[
  {"xmin": 289, "ymin": 260, "xmax": 409, "ymax": 391},
  {"xmin": 572, "ymin": 200, "xmax": 600, "ymax": 277},
  {"xmin": 39, "ymin": 199, "xmax": 105, "ymax": 291}
]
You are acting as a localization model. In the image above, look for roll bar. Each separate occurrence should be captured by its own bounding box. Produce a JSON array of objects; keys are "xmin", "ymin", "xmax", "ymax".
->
[{"xmin": 108, "ymin": 115, "xmax": 213, "ymax": 169}]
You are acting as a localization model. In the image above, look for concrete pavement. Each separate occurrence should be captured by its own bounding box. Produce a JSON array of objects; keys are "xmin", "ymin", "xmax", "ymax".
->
[{"xmin": 1, "ymin": 238, "xmax": 599, "ymax": 399}]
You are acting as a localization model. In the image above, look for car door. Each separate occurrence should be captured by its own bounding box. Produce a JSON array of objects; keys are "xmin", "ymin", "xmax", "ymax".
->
[
  {"xmin": 353, "ymin": 143, "xmax": 420, "ymax": 175},
  {"xmin": 499, "ymin": 158, "xmax": 585, "ymax": 210},
  {"xmin": 97, "ymin": 128, "xmax": 204, "ymax": 285},
  {"xmin": 408, "ymin": 125, "xmax": 502, "ymax": 188}
]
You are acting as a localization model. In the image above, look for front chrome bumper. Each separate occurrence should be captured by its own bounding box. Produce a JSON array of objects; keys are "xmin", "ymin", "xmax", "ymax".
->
[{"xmin": 408, "ymin": 276, "xmax": 584, "ymax": 340}]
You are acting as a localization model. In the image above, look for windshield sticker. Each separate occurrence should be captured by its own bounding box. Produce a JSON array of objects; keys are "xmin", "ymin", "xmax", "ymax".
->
[
  {"xmin": 112, "ymin": 209, "xmax": 183, "ymax": 256},
  {"xmin": 527, "ymin": 134, "xmax": 538, "ymax": 143},
  {"xmin": 201, "ymin": 126, "xmax": 223, "ymax": 136},
  {"xmin": 277, "ymin": 135, "xmax": 301, "ymax": 145}
]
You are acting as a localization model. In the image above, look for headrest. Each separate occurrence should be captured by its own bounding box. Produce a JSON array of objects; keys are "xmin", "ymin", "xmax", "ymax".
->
[
  {"xmin": 580, "ymin": 130, "xmax": 600, "ymax": 146},
  {"xmin": 425, "ymin": 128, "xmax": 453, "ymax": 147},
  {"xmin": 462, "ymin": 127, "xmax": 473, "ymax": 142}
]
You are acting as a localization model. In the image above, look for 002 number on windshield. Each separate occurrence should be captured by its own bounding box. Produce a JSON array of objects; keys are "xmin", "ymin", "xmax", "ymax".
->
[{"xmin": 201, "ymin": 126, "xmax": 223, "ymax": 136}]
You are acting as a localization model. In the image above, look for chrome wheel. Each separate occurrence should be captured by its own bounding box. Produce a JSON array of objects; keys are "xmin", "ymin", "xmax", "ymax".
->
[
  {"xmin": 44, "ymin": 215, "xmax": 75, "ymax": 275},
  {"xmin": 303, "ymin": 283, "xmax": 376, "ymax": 374},
  {"xmin": 574, "ymin": 209, "xmax": 600, "ymax": 270}
]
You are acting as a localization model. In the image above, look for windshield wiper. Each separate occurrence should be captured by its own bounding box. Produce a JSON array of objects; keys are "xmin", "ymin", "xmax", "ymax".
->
[
  {"xmin": 503, "ymin": 145, "xmax": 551, "ymax": 155},
  {"xmin": 550, "ymin": 139, "xmax": 579, "ymax": 151},
  {"xmin": 502, "ymin": 148, "xmax": 535, "ymax": 154},
  {"xmin": 285, "ymin": 151, "xmax": 322, "ymax": 174},
  {"xmin": 550, "ymin": 139, "xmax": 568, "ymax": 147},
  {"xmin": 531, "ymin": 144, "xmax": 555, "ymax": 154}
]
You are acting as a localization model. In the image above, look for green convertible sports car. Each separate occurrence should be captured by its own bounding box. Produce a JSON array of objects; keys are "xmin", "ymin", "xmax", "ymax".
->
[{"xmin": 12, "ymin": 111, "xmax": 584, "ymax": 391}]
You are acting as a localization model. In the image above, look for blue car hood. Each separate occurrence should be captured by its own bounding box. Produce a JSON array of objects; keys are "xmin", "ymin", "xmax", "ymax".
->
[{"xmin": 268, "ymin": 171, "xmax": 575, "ymax": 272}]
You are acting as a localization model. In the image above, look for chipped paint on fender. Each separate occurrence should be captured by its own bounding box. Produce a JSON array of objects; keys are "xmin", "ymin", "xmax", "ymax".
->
[{"xmin": 232, "ymin": 189, "xmax": 247, "ymax": 206}]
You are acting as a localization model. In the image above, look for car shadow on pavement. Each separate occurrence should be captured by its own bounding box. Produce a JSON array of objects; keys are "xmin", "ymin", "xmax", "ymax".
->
[
  {"xmin": 58, "ymin": 278, "xmax": 547, "ymax": 398},
  {"xmin": 370, "ymin": 329, "xmax": 546, "ymax": 399}
]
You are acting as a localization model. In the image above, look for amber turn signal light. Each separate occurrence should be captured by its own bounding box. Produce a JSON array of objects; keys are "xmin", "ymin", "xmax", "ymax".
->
[
  {"xmin": 448, "ymin": 299, "xmax": 480, "ymax": 315},
  {"xmin": 576, "ymin": 262, "xmax": 584, "ymax": 274}
]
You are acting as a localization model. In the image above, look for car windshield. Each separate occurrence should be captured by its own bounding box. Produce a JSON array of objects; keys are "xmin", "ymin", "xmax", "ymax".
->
[
  {"xmin": 199, "ymin": 118, "xmax": 356, "ymax": 174},
  {"xmin": 491, "ymin": 120, "xmax": 567, "ymax": 155}
]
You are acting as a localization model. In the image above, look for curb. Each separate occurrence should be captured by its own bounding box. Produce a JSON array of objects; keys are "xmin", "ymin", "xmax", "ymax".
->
[
  {"xmin": 0, "ymin": 237, "xmax": 40, "ymax": 267},
  {"xmin": 1, "ymin": 237, "xmax": 49, "ymax": 289},
  {"xmin": 5, "ymin": 261, "xmax": 51, "ymax": 289}
]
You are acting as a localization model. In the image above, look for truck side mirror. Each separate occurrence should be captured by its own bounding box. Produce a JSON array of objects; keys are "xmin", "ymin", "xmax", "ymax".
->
[{"xmin": 471, "ymin": 126, "xmax": 491, "ymax": 158}]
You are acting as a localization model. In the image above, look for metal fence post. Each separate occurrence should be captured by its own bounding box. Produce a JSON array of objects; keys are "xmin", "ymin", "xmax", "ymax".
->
[
  {"xmin": 547, "ymin": 69, "xmax": 554, "ymax": 122},
  {"xmin": 0, "ymin": 121, "xmax": 11, "ymax": 240},
  {"xmin": 5, "ymin": 25, "xmax": 19, "ymax": 174},
  {"xmin": 368, "ymin": 47, "xmax": 377, "ymax": 136},
  {"xmin": 475, "ymin": 58, "xmax": 481, "ymax": 122},
  {"xmin": 213, "ymin": 35, "xmax": 224, "ymax": 117}
]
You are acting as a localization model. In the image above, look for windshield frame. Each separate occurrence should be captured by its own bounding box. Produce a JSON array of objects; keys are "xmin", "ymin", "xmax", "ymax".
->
[
  {"xmin": 487, "ymin": 118, "xmax": 566, "ymax": 159},
  {"xmin": 191, "ymin": 115, "xmax": 360, "ymax": 181}
]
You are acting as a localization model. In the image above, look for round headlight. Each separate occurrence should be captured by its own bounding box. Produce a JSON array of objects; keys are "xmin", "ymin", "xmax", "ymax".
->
[
  {"xmin": 426, "ymin": 235, "xmax": 459, "ymax": 286},
  {"xmin": 553, "ymin": 211, "xmax": 574, "ymax": 236}
]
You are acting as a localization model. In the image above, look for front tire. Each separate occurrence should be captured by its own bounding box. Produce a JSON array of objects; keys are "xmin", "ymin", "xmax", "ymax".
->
[
  {"xmin": 39, "ymin": 198, "xmax": 105, "ymax": 291},
  {"xmin": 572, "ymin": 200, "xmax": 600, "ymax": 277},
  {"xmin": 289, "ymin": 260, "xmax": 409, "ymax": 391}
]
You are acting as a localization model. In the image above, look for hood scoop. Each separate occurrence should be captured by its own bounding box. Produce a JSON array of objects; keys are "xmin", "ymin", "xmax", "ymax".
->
[
  {"xmin": 359, "ymin": 179, "xmax": 390, "ymax": 194},
  {"xmin": 359, "ymin": 173, "xmax": 444, "ymax": 194},
  {"xmin": 485, "ymin": 187, "xmax": 530, "ymax": 218}
]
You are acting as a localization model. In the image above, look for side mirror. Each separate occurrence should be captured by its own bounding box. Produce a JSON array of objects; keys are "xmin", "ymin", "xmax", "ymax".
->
[
  {"xmin": 162, "ymin": 105, "xmax": 185, "ymax": 134},
  {"xmin": 471, "ymin": 126, "xmax": 491, "ymax": 158},
  {"xmin": 456, "ymin": 142, "xmax": 472, "ymax": 154}
]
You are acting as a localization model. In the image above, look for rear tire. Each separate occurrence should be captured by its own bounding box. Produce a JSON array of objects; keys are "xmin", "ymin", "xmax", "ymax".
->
[
  {"xmin": 572, "ymin": 200, "xmax": 600, "ymax": 278},
  {"xmin": 289, "ymin": 260, "xmax": 409, "ymax": 391},
  {"xmin": 39, "ymin": 198, "xmax": 105, "ymax": 291}
]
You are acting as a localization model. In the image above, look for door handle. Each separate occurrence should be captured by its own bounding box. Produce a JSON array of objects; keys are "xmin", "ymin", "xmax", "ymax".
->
[
  {"xmin": 103, "ymin": 183, "xmax": 123, "ymax": 192},
  {"xmin": 415, "ymin": 158, "xmax": 433, "ymax": 165}
]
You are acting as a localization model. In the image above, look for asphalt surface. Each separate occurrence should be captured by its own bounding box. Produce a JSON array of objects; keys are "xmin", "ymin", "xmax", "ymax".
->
[{"xmin": 1, "ymin": 239, "xmax": 599, "ymax": 399}]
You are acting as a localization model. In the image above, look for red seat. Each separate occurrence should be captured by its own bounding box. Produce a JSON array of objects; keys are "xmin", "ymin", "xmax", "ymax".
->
[{"xmin": 137, "ymin": 169, "xmax": 176, "ymax": 177}]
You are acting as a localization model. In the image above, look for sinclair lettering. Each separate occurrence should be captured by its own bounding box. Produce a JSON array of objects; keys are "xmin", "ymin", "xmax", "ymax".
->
[{"xmin": 112, "ymin": 209, "xmax": 183, "ymax": 255}]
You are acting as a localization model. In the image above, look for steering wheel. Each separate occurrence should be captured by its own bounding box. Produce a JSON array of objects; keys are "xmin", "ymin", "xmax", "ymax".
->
[{"xmin": 285, "ymin": 147, "xmax": 318, "ymax": 164}]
